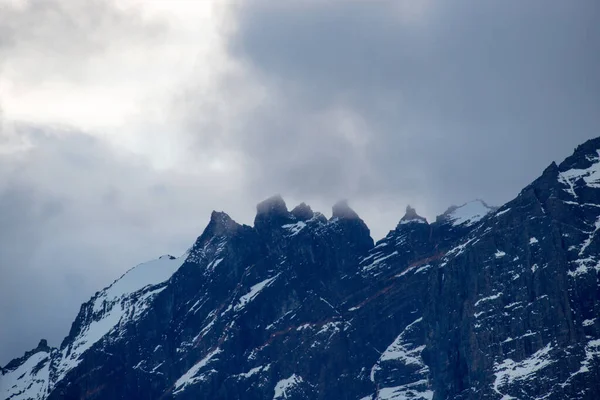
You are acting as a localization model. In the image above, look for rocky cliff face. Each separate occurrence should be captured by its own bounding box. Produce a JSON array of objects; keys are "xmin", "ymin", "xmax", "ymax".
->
[{"xmin": 2, "ymin": 138, "xmax": 600, "ymax": 400}]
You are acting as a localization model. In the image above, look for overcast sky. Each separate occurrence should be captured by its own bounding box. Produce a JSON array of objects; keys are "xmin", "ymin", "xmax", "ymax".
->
[{"xmin": 0, "ymin": 0, "xmax": 598, "ymax": 364}]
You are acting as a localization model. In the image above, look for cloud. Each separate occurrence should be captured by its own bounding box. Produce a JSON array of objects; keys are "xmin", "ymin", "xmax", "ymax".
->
[
  {"xmin": 213, "ymin": 0, "xmax": 599, "ymax": 211},
  {"xmin": 0, "ymin": 0, "xmax": 244, "ymax": 363}
]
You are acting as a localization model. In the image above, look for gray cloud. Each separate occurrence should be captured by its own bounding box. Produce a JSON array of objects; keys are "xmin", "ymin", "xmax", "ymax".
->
[
  {"xmin": 0, "ymin": 0, "xmax": 165, "ymax": 80},
  {"xmin": 0, "ymin": 1, "xmax": 212, "ymax": 363},
  {"xmin": 209, "ymin": 0, "xmax": 599, "ymax": 212}
]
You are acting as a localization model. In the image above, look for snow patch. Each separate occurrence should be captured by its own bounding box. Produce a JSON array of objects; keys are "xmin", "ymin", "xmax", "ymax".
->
[
  {"xmin": 495, "ymin": 250, "xmax": 506, "ymax": 258},
  {"xmin": 376, "ymin": 381, "xmax": 433, "ymax": 400},
  {"xmin": 234, "ymin": 275, "xmax": 279, "ymax": 311},
  {"xmin": 282, "ymin": 221, "xmax": 306, "ymax": 236},
  {"xmin": 370, "ymin": 317, "xmax": 431, "ymax": 399},
  {"xmin": 381, "ymin": 340, "xmax": 425, "ymax": 366},
  {"xmin": 206, "ymin": 257, "xmax": 223, "ymax": 271},
  {"xmin": 415, "ymin": 264, "xmax": 432, "ymax": 274},
  {"xmin": 568, "ymin": 257, "xmax": 600, "ymax": 277},
  {"xmin": 296, "ymin": 323, "xmax": 312, "ymax": 331},
  {"xmin": 57, "ymin": 253, "xmax": 180, "ymax": 384},
  {"xmin": 493, "ymin": 343, "xmax": 554, "ymax": 397},
  {"xmin": 579, "ymin": 216, "xmax": 600, "ymax": 256},
  {"xmin": 578, "ymin": 339, "xmax": 600, "ymax": 374},
  {"xmin": 446, "ymin": 200, "xmax": 493, "ymax": 227},
  {"xmin": 317, "ymin": 322, "xmax": 342, "ymax": 336},
  {"xmin": 273, "ymin": 374, "xmax": 304, "ymax": 399},
  {"xmin": 173, "ymin": 348, "xmax": 222, "ymax": 394},
  {"xmin": 362, "ymin": 251, "xmax": 398, "ymax": 272},
  {"xmin": 475, "ymin": 292, "xmax": 503, "ymax": 307},
  {"xmin": 93, "ymin": 254, "xmax": 186, "ymax": 313},
  {"xmin": 399, "ymin": 219, "xmax": 427, "ymax": 225},
  {"xmin": 443, "ymin": 237, "xmax": 479, "ymax": 262},
  {"xmin": 238, "ymin": 364, "xmax": 271, "ymax": 379},
  {"xmin": 531, "ymin": 264, "xmax": 538, "ymax": 273},
  {"xmin": 558, "ymin": 151, "xmax": 600, "ymax": 198},
  {"xmin": 0, "ymin": 352, "xmax": 50, "ymax": 400},
  {"xmin": 495, "ymin": 208, "xmax": 511, "ymax": 217}
]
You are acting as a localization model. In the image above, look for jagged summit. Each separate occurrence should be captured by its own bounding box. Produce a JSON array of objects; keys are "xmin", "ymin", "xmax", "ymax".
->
[
  {"xmin": 560, "ymin": 136, "xmax": 600, "ymax": 172},
  {"xmin": 36, "ymin": 339, "xmax": 49, "ymax": 351},
  {"xmin": 331, "ymin": 199, "xmax": 360, "ymax": 220},
  {"xmin": 254, "ymin": 195, "xmax": 295, "ymax": 232},
  {"xmin": 256, "ymin": 195, "xmax": 288, "ymax": 217},
  {"xmin": 254, "ymin": 196, "xmax": 365, "ymax": 225},
  {"xmin": 437, "ymin": 199, "xmax": 496, "ymax": 227},
  {"xmin": 198, "ymin": 210, "xmax": 240, "ymax": 240},
  {"xmin": 2, "ymin": 338, "xmax": 51, "ymax": 372},
  {"xmin": 399, "ymin": 205, "xmax": 427, "ymax": 225},
  {"xmin": 291, "ymin": 202, "xmax": 314, "ymax": 221},
  {"xmin": 210, "ymin": 210, "xmax": 238, "ymax": 231},
  {"xmin": 517, "ymin": 137, "xmax": 600, "ymax": 203}
]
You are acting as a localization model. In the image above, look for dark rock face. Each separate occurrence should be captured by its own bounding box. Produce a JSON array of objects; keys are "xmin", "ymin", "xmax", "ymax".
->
[{"xmin": 2, "ymin": 138, "xmax": 600, "ymax": 400}]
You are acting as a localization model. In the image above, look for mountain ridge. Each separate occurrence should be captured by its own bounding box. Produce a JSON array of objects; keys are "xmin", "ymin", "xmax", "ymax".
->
[{"xmin": 2, "ymin": 137, "xmax": 600, "ymax": 400}]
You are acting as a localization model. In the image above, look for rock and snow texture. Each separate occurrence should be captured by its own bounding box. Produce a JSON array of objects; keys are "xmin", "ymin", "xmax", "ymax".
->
[
  {"xmin": 442, "ymin": 199, "xmax": 495, "ymax": 227},
  {"xmin": 55, "ymin": 254, "xmax": 188, "ymax": 382},
  {"xmin": 282, "ymin": 221, "xmax": 306, "ymax": 236},
  {"xmin": 234, "ymin": 275, "xmax": 279, "ymax": 311},
  {"xmin": 493, "ymin": 343, "xmax": 555, "ymax": 398},
  {"xmin": 376, "ymin": 384, "xmax": 433, "ymax": 400},
  {"xmin": 370, "ymin": 318, "xmax": 433, "ymax": 400},
  {"xmin": 558, "ymin": 150, "xmax": 600, "ymax": 197},
  {"xmin": 173, "ymin": 348, "xmax": 222, "ymax": 394},
  {"xmin": 273, "ymin": 374, "xmax": 304, "ymax": 399},
  {"xmin": 100, "ymin": 254, "xmax": 186, "ymax": 304},
  {"xmin": 1, "ymin": 253, "xmax": 191, "ymax": 399},
  {"xmin": 399, "ymin": 205, "xmax": 427, "ymax": 224},
  {"xmin": 0, "ymin": 351, "xmax": 50, "ymax": 400},
  {"xmin": 3, "ymin": 137, "xmax": 600, "ymax": 400}
]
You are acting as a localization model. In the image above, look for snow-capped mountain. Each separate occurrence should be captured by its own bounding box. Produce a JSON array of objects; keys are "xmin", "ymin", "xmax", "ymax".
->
[{"xmin": 2, "ymin": 138, "xmax": 600, "ymax": 399}]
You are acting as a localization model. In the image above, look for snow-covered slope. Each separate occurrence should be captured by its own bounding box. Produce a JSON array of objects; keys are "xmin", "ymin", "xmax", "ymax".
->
[
  {"xmin": 1, "ymin": 253, "xmax": 191, "ymax": 399},
  {"xmin": 0, "ymin": 350, "xmax": 50, "ymax": 400},
  {"xmin": 55, "ymin": 253, "xmax": 188, "ymax": 382},
  {"xmin": 441, "ymin": 199, "xmax": 495, "ymax": 227}
]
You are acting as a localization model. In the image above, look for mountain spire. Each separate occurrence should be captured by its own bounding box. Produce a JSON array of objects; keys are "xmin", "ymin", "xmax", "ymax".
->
[
  {"xmin": 332, "ymin": 200, "xmax": 361, "ymax": 220},
  {"xmin": 399, "ymin": 205, "xmax": 427, "ymax": 225}
]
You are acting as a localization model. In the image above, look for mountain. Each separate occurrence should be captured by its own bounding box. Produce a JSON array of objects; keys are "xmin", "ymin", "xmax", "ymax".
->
[{"xmin": 2, "ymin": 138, "xmax": 600, "ymax": 400}]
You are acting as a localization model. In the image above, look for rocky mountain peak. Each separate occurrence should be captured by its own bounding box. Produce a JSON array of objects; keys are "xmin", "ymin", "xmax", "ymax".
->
[
  {"xmin": 208, "ymin": 211, "xmax": 239, "ymax": 234},
  {"xmin": 194, "ymin": 211, "xmax": 241, "ymax": 244},
  {"xmin": 521, "ymin": 138, "xmax": 600, "ymax": 204},
  {"xmin": 399, "ymin": 205, "xmax": 427, "ymax": 226},
  {"xmin": 36, "ymin": 339, "xmax": 49, "ymax": 352},
  {"xmin": 256, "ymin": 194, "xmax": 289, "ymax": 217},
  {"xmin": 560, "ymin": 136, "xmax": 600, "ymax": 172},
  {"xmin": 254, "ymin": 195, "xmax": 295, "ymax": 231},
  {"xmin": 2, "ymin": 338, "xmax": 52, "ymax": 372},
  {"xmin": 291, "ymin": 202, "xmax": 314, "ymax": 221},
  {"xmin": 331, "ymin": 199, "xmax": 360, "ymax": 220}
]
